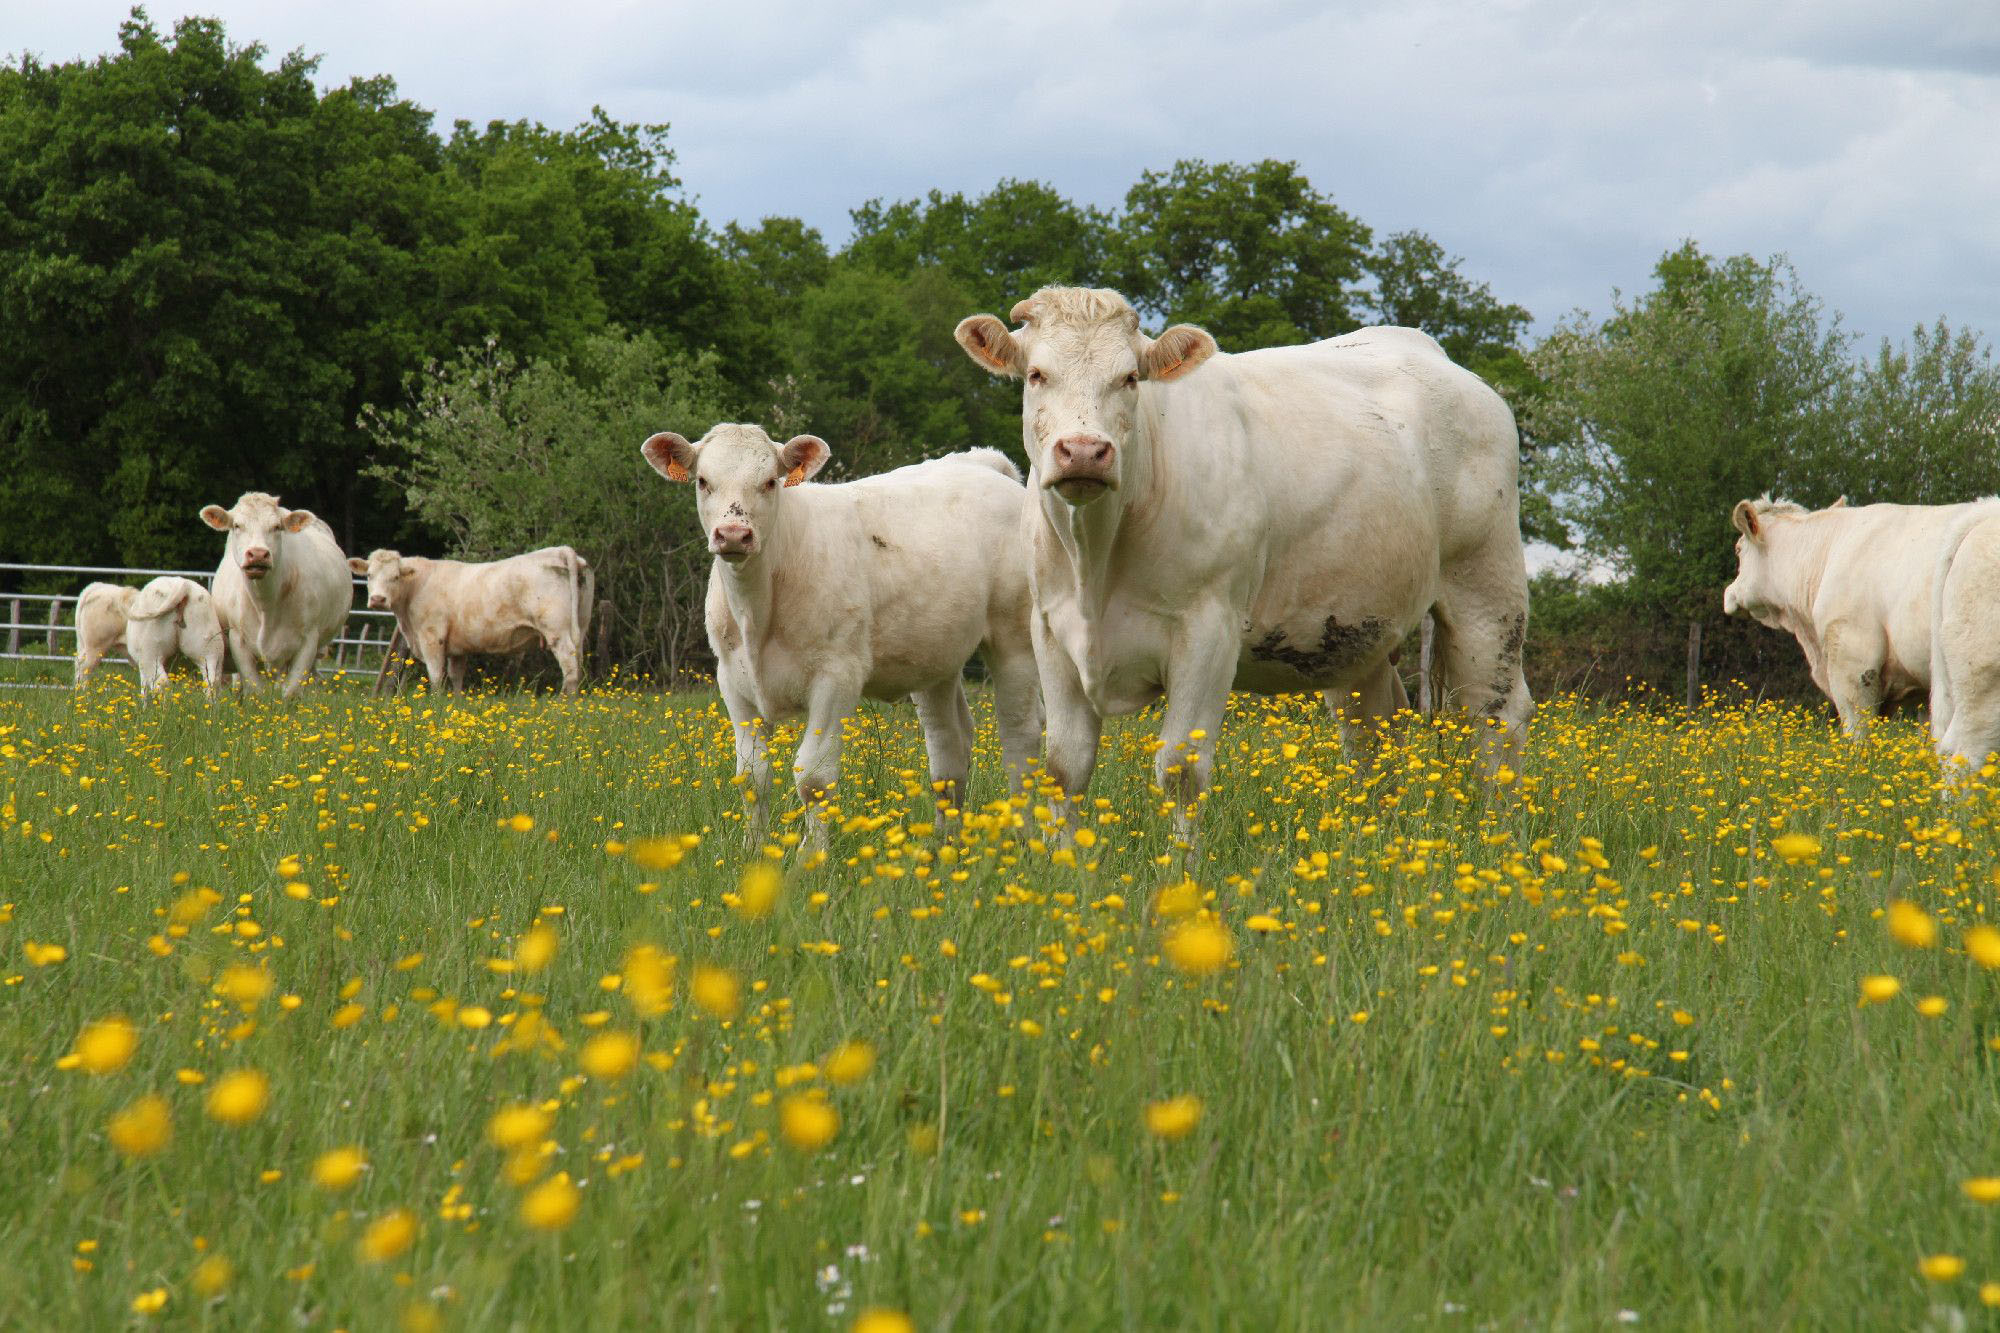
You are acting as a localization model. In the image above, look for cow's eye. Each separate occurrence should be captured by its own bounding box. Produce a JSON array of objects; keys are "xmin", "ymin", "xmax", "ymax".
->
[
  {"xmin": 1123, "ymin": 372, "xmax": 1139, "ymax": 389},
  {"xmin": 696, "ymin": 477, "xmax": 709, "ymax": 491},
  {"xmin": 762, "ymin": 478, "xmax": 777, "ymax": 491},
  {"xmin": 1027, "ymin": 368, "xmax": 1046, "ymax": 387}
]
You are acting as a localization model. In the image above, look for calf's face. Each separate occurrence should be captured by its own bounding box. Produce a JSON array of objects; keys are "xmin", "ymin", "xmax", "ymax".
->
[
  {"xmin": 1723, "ymin": 499, "xmax": 1781, "ymax": 624},
  {"xmin": 200, "ymin": 493, "xmax": 316, "ymax": 583},
  {"xmin": 641, "ymin": 424, "xmax": 830, "ymax": 565},
  {"xmin": 955, "ymin": 288, "xmax": 1216, "ymax": 507},
  {"xmin": 347, "ymin": 551, "xmax": 409, "ymax": 610}
]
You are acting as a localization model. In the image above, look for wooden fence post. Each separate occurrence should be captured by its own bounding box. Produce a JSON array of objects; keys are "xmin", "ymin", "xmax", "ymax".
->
[
  {"xmin": 6, "ymin": 598, "xmax": 19, "ymax": 656},
  {"xmin": 372, "ymin": 628, "xmax": 407, "ymax": 697},
  {"xmin": 593, "ymin": 600, "xmax": 614, "ymax": 679},
  {"xmin": 1685, "ymin": 618, "xmax": 1703, "ymax": 710},
  {"xmin": 46, "ymin": 600, "xmax": 61, "ymax": 653}
]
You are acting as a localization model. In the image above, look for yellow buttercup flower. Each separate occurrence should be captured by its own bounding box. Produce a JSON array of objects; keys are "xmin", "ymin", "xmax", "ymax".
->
[
  {"xmin": 623, "ymin": 944, "xmax": 675, "ymax": 1018},
  {"xmin": 357, "ymin": 1209, "xmax": 417, "ymax": 1262},
  {"xmin": 1918, "ymin": 1254, "xmax": 1965, "ymax": 1282},
  {"xmin": 1965, "ymin": 924, "xmax": 2000, "ymax": 969},
  {"xmin": 779, "ymin": 1094, "xmax": 839, "ymax": 1152},
  {"xmin": 312, "ymin": 1146, "xmax": 368, "ymax": 1191},
  {"xmin": 505, "ymin": 813, "xmax": 535, "ymax": 833},
  {"xmin": 1886, "ymin": 899, "xmax": 1937, "ymax": 949},
  {"xmin": 514, "ymin": 922, "xmax": 558, "ymax": 973},
  {"xmin": 190, "ymin": 1254, "xmax": 232, "ymax": 1296},
  {"xmin": 735, "ymin": 862, "xmax": 783, "ymax": 919},
  {"xmin": 71, "ymin": 1016, "xmax": 138, "ymax": 1074},
  {"xmin": 851, "ymin": 1311, "xmax": 916, "ymax": 1333},
  {"xmin": 107, "ymin": 1094, "xmax": 172, "ymax": 1158},
  {"xmin": 824, "ymin": 1040, "xmax": 876, "ymax": 1086},
  {"xmin": 1144, "ymin": 1095, "xmax": 1203, "ymax": 1141},
  {"xmin": 690, "ymin": 964, "xmax": 741, "ymax": 1020},
  {"xmin": 130, "ymin": 1287, "xmax": 168, "ymax": 1315},
  {"xmin": 487, "ymin": 1103, "xmax": 552, "ymax": 1150},
  {"xmin": 579, "ymin": 1030, "xmax": 641, "ymax": 1080},
  {"xmin": 1163, "ymin": 921, "xmax": 1232, "ymax": 976},
  {"xmin": 1858, "ymin": 975, "xmax": 1900, "ymax": 1005},
  {"xmin": 1771, "ymin": 832, "xmax": 1821, "ymax": 863},
  {"xmin": 520, "ymin": 1172, "xmax": 580, "ymax": 1230},
  {"xmin": 216, "ymin": 964, "xmax": 274, "ymax": 1011},
  {"xmin": 205, "ymin": 1069, "xmax": 271, "ymax": 1126},
  {"xmin": 1961, "ymin": 1177, "xmax": 2000, "ymax": 1204}
]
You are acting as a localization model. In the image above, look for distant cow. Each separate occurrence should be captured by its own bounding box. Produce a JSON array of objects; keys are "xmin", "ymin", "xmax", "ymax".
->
[
  {"xmin": 640, "ymin": 424, "xmax": 1042, "ymax": 844},
  {"xmin": 72, "ymin": 582, "xmax": 137, "ymax": 686},
  {"xmin": 200, "ymin": 492, "xmax": 350, "ymax": 698},
  {"xmin": 953, "ymin": 286, "xmax": 1533, "ymax": 842},
  {"xmin": 348, "ymin": 547, "xmax": 595, "ymax": 696},
  {"xmin": 1726, "ymin": 495, "xmax": 2000, "ymax": 767},
  {"xmin": 126, "ymin": 576, "xmax": 227, "ymax": 699}
]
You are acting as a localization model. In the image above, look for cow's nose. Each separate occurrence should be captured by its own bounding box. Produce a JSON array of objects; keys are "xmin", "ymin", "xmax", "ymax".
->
[
  {"xmin": 243, "ymin": 546, "xmax": 270, "ymax": 564},
  {"xmin": 1051, "ymin": 435, "xmax": 1113, "ymax": 472},
  {"xmin": 713, "ymin": 523, "xmax": 754, "ymax": 553},
  {"xmin": 368, "ymin": 595, "xmax": 388, "ymax": 610}
]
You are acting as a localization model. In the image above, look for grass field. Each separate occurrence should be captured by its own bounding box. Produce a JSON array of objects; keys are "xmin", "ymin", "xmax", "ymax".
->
[{"xmin": 3, "ymin": 670, "xmax": 1999, "ymax": 1330}]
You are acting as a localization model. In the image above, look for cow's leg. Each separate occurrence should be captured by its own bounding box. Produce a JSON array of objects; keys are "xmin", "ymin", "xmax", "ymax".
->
[
  {"xmin": 447, "ymin": 656, "xmax": 468, "ymax": 695},
  {"xmin": 719, "ymin": 675, "xmax": 772, "ymax": 845},
  {"xmin": 74, "ymin": 646, "xmax": 102, "ymax": 688},
  {"xmin": 201, "ymin": 639, "xmax": 226, "ymax": 701},
  {"xmin": 1323, "ymin": 658, "xmax": 1408, "ymax": 757},
  {"xmin": 912, "ymin": 677, "xmax": 975, "ymax": 820},
  {"xmin": 279, "ymin": 639, "xmax": 319, "ymax": 699},
  {"xmin": 551, "ymin": 635, "xmax": 582, "ymax": 697},
  {"xmin": 1035, "ymin": 621, "xmax": 1102, "ymax": 840},
  {"xmin": 1156, "ymin": 609, "xmax": 1239, "ymax": 849},
  {"xmin": 228, "ymin": 630, "xmax": 266, "ymax": 695},
  {"xmin": 792, "ymin": 676, "xmax": 858, "ymax": 859},
  {"xmin": 982, "ymin": 637, "xmax": 1044, "ymax": 800},
  {"xmin": 415, "ymin": 637, "xmax": 449, "ymax": 695},
  {"xmin": 1432, "ymin": 569, "xmax": 1534, "ymax": 772}
]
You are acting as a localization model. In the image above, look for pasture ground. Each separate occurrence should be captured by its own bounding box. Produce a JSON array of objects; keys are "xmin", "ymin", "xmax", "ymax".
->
[{"xmin": 2, "ymin": 673, "xmax": 1998, "ymax": 1329}]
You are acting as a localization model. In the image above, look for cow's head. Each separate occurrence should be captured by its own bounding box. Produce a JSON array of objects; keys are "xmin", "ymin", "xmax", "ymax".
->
[
  {"xmin": 641, "ymin": 424, "xmax": 830, "ymax": 565},
  {"xmin": 348, "ymin": 550, "xmax": 410, "ymax": 611},
  {"xmin": 1723, "ymin": 496, "xmax": 1811, "ymax": 623},
  {"xmin": 954, "ymin": 286, "xmax": 1216, "ymax": 507},
  {"xmin": 200, "ymin": 492, "xmax": 316, "ymax": 583}
]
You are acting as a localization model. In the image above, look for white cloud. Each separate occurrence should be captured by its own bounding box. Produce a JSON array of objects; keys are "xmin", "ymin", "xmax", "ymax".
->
[{"xmin": 7, "ymin": 0, "xmax": 1997, "ymax": 344}]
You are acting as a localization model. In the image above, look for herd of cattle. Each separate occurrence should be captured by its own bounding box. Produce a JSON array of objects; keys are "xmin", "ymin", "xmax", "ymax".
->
[{"xmin": 59, "ymin": 285, "xmax": 2000, "ymax": 830}]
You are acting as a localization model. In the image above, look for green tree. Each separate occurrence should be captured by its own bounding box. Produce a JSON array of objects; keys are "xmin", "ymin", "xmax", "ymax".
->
[
  {"xmin": 1114, "ymin": 158, "xmax": 1372, "ymax": 349},
  {"xmin": 362, "ymin": 330, "xmax": 734, "ymax": 678},
  {"xmin": 846, "ymin": 178, "xmax": 1113, "ymax": 313},
  {"xmin": 1830, "ymin": 319, "xmax": 2000, "ymax": 506},
  {"xmin": 1524, "ymin": 242, "xmax": 1854, "ymax": 623},
  {"xmin": 1366, "ymin": 230, "xmax": 1532, "ymax": 377}
]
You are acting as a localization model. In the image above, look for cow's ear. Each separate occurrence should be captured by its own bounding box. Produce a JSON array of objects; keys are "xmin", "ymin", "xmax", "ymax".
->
[
  {"xmin": 641, "ymin": 431, "xmax": 698, "ymax": 483},
  {"xmin": 955, "ymin": 314, "xmax": 1024, "ymax": 377},
  {"xmin": 1139, "ymin": 324, "xmax": 1217, "ymax": 382},
  {"xmin": 1829, "ymin": 495, "xmax": 1848, "ymax": 509},
  {"xmin": 779, "ymin": 435, "xmax": 831, "ymax": 487},
  {"xmin": 200, "ymin": 505, "xmax": 232, "ymax": 531},
  {"xmin": 1731, "ymin": 500, "xmax": 1761, "ymax": 540},
  {"xmin": 347, "ymin": 557, "xmax": 369, "ymax": 575},
  {"xmin": 280, "ymin": 508, "xmax": 316, "ymax": 534}
]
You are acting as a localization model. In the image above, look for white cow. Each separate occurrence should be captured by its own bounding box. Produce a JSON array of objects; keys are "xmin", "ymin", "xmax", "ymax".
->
[
  {"xmin": 72, "ymin": 582, "xmax": 137, "ymax": 686},
  {"xmin": 348, "ymin": 547, "xmax": 595, "ymax": 696},
  {"xmin": 640, "ymin": 424, "xmax": 1042, "ymax": 844},
  {"xmin": 126, "ymin": 576, "xmax": 227, "ymax": 699},
  {"xmin": 954, "ymin": 286, "xmax": 1533, "ymax": 839},
  {"xmin": 1724, "ymin": 495, "xmax": 2000, "ymax": 766},
  {"xmin": 199, "ymin": 492, "xmax": 351, "ymax": 698}
]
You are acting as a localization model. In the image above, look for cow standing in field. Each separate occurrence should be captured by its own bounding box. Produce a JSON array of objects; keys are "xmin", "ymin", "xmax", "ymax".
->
[
  {"xmin": 1724, "ymin": 495, "xmax": 2000, "ymax": 768},
  {"xmin": 954, "ymin": 286, "xmax": 1534, "ymax": 842},
  {"xmin": 126, "ymin": 576, "xmax": 227, "ymax": 699},
  {"xmin": 349, "ymin": 547, "xmax": 594, "ymax": 696},
  {"xmin": 72, "ymin": 582, "xmax": 137, "ymax": 686},
  {"xmin": 200, "ymin": 492, "xmax": 350, "ymax": 698},
  {"xmin": 640, "ymin": 424, "xmax": 1042, "ymax": 845}
]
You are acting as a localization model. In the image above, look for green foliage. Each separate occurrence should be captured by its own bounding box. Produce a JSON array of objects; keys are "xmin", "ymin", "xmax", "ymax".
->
[
  {"xmin": 1115, "ymin": 158, "xmax": 1373, "ymax": 349},
  {"xmin": 846, "ymin": 178, "xmax": 1113, "ymax": 314},
  {"xmin": 362, "ymin": 330, "xmax": 735, "ymax": 677},
  {"xmin": 1523, "ymin": 243, "xmax": 1855, "ymax": 622},
  {"xmin": 1832, "ymin": 319, "xmax": 2000, "ymax": 505}
]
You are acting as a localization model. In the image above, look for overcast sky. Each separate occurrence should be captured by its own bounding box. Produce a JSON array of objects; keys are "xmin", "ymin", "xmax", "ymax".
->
[{"xmin": 8, "ymin": 0, "xmax": 1998, "ymax": 347}]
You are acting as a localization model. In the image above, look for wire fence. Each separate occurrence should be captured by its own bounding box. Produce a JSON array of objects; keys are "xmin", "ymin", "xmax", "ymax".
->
[{"xmin": 0, "ymin": 561, "xmax": 398, "ymax": 689}]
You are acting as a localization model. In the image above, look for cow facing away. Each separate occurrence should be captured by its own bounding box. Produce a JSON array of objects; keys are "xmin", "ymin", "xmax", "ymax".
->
[
  {"xmin": 954, "ymin": 286, "xmax": 1534, "ymax": 841},
  {"xmin": 200, "ymin": 492, "xmax": 351, "ymax": 698},
  {"xmin": 126, "ymin": 576, "xmax": 227, "ymax": 699},
  {"xmin": 1725, "ymin": 495, "xmax": 2000, "ymax": 767},
  {"xmin": 640, "ymin": 424, "xmax": 1042, "ymax": 848},
  {"xmin": 349, "ymin": 547, "xmax": 595, "ymax": 696},
  {"xmin": 73, "ymin": 582, "xmax": 137, "ymax": 686}
]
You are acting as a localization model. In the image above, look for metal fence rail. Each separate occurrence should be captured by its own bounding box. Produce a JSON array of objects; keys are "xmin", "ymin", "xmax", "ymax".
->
[{"xmin": 0, "ymin": 561, "xmax": 399, "ymax": 685}]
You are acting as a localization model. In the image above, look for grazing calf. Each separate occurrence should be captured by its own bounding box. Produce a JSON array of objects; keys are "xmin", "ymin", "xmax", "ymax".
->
[
  {"xmin": 640, "ymin": 424, "xmax": 1042, "ymax": 844},
  {"xmin": 954, "ymin": 286, "xmax": 1533, "ymax": 843},
  {"xmin": 349, "ymin": 547, "xmax": 595, "ymax": 696},
  {"xmin": 126, "ymin": 577, "xmax": 227, "ymax": 699},
  {"xmin": 1725, "ymin": 494, "xmax": 2000, "ymax": 771},
  {"xmin": 199, "ymin": 492, "xmax": 350, "ymax": 698},
  {"xmin": 73, "ymin": 582, "xmax": 137, "ymax": 686}
]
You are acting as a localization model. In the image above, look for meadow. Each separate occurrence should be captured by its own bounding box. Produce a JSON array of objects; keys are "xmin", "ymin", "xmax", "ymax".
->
[{"xmin": 3, "ymin": 670, "xmax": 1999, "ymax": 1330}]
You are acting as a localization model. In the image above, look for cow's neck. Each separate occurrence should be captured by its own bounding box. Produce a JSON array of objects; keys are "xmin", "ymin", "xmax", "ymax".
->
[{"xmin": 1767, "ymin": 519, "xmax": 1838, "ymax": 672}]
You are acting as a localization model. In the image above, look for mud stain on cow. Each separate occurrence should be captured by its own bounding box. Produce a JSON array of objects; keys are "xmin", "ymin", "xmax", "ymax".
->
[
  {"xmin": 1483, "ymin": 612, "xmax": 1527, "ymax": 714},
  {"xmin": 870, "ymin": 534, "xmax": 891, "ymax": 550},
  {"xmin": 1250, "ymin": 613, "xmax": 1390, "ymax": 680}
]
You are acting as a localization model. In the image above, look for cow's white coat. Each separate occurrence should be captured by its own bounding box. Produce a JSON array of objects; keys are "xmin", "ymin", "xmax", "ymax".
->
[
  {"xmin": 350, "ymin": 547, "xmax": 594, "ymax": 696},
  {"xmin": 126, "ymin": 576, "xmax": 227, "ymax": 699},
  {"xmin": 200, "ymin": 491, "xmax": 350, "ymax": 698},
  {"xmin": 72, "ymin": 582, "xmax": 137, "ymax": 686}
]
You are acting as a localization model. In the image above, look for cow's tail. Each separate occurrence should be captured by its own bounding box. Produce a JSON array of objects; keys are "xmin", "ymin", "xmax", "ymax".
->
[
  {"xmin": 959, "ymin": 447, "xmax": 1024, "ymax": 483},
  {"xmin": 1928, "ymin": 500, "xmax": 2000, "ymax": 744},
  {"xmin": 560, "ymin": 546, "xmax": 591, "ymax": 658},
  {"xmin": 129, "ymin": 578, "xmax": 192, "ymax": 623}
]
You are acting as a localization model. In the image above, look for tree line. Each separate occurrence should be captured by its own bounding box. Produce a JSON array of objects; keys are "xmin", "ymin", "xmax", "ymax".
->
[{"xmin": 5, "ymin": 13, "xmax": 1997, "ymax": 693}]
